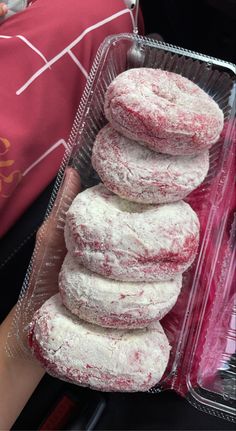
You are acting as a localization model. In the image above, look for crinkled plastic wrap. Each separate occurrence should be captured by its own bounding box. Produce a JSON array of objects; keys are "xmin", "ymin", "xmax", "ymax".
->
[{"xmin": 7, "ymin": 34, "xmax": 236, "ymax": 422}]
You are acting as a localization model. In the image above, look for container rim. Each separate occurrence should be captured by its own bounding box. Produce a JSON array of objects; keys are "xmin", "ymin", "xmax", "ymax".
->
[{"xmin": 101, "ymin": 32, "xmax": 236, "ymax": 74}]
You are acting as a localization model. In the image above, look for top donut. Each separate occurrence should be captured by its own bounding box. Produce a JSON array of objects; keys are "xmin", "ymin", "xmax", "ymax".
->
[{"xmin": 104, "ymin": 68, "xmax": 224, "ymax": 156}]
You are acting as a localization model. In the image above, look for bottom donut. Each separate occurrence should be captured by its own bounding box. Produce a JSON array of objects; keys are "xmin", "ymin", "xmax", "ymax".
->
[{"xmin": 29, "ymin": 294, "xmax": 171, "ymax": 392}]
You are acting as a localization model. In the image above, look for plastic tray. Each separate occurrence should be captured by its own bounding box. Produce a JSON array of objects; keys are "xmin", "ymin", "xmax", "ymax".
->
[{"xmin": 10, "ymin": 33, "xmax": 236, "ymax": 422}]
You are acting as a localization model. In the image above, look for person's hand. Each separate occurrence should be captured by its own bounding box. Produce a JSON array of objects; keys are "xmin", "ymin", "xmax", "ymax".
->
[
  {"xmin": 0, "ymin": 166, "xmax": 81, "ymax": 430},
  {"xmin": 0, "ymin": 2, "xmax": 8, "ymax": 17},
  {"xmin": 9, "ymin": 166, "xmax": 81, "ymax": 354}
]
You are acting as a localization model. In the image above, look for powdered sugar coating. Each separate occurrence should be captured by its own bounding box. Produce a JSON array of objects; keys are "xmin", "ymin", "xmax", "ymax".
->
[
  {"xmin": 92, "ymin": 124, "xmax": 209, "ymax": 204},
  {"xmin": 59, "ymin": 253, "xmax": 182, "ymax": 329},
  {"xmin": 104, "ymin": 68, "xmax": 224, "ymax": 155},
  {"xmin": 65, "ymin": 184, "xmax": 200, "ymax": 282},
  {"xmin": 29, "ymin": 294, "xmax": 170, "ymax": 392}
]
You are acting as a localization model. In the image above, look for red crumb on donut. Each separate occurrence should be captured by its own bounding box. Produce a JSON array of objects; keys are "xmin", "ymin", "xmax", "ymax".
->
[
  {"xmin": 59, "ymin": 253, "xmax": 182, "ymax": 329},
  {"xmin": 29, "ymin": 294, "xmax": 171, "ymax": 392},
  {"xmin": 92, "ymin": 124, "xmax": 209, "ymax": 204},
  {"xmin": 65, "ymin": 184, "xmax": 200, "ymax": 282},
  {"xmin": 104, "ymin": 68, "xmax": 224, "ymax": 155}
]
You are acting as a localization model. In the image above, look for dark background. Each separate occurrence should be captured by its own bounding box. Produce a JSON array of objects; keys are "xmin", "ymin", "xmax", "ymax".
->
[{"xmin": 140, "ymin": 0, "xmax": 236, "ymax": 64}]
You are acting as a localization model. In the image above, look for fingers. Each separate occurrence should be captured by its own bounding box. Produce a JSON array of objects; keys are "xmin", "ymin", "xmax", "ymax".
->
[
  {"xmin": 32, "ymin": 166, "xmax": 81, "ymax": 287},
  {"xmin": 15, "ymin": 167, "xmax": 81, "ymax": 349},
  {"xmin": 31, "ymin": 166, "xmax": 81, "ymax": 287},
  {"xmin": 45, "ymin": 166, "xmax": 81, "ymax": 226},
  {"xmin": 0, "ymin": 3, "xmax": 8, "ymax": 17},
  {"xmin": 36, "ymin": 167, "xmax": 81, "ymax": 245}
]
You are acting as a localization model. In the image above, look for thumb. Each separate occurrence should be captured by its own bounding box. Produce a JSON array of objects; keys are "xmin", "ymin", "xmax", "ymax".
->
[{"xmin": 12, "ymin": 167, "xmax": 81, "ymax": 353}]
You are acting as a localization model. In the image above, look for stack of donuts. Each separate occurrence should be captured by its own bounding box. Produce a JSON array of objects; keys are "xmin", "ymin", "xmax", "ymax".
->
[{"xmin": 29, "ymin": 68, "xmax": 224, "ymax": 392}]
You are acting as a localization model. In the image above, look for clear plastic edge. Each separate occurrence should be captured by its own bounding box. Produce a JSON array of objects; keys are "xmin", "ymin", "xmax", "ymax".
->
[
  {"xmin": 171, "ymin": 118, "xmax": 235, "ymax": 421},
  {"xmin": 104, "ymin": 33, "xmax": 236, "ymax": 72},
  {"xmin": 5, "ymin": 148, "xmax": 72, "ymax": 358},
  {"xmin": 185, "ymin": 218, "xmax": 236, "ymax": 423},
  {"xmin": 71, "ymin": 34, "xmax": 236, "ymax": 419},
  {"xmin": 68, "ymin": 33, "xmax": 236, "ymax": 168},
  {"xmin": 5, "ymin": 33, "xmax": 236, "ymax": 420},
  {"xmin": 186, "ymin": 386, "xmax": 236, "ymax": 424}
]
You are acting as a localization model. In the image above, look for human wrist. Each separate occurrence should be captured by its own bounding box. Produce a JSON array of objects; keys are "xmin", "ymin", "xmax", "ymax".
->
[{"xmin": 0, "ymin": 309, "xmax": 45, "ymax": 429}]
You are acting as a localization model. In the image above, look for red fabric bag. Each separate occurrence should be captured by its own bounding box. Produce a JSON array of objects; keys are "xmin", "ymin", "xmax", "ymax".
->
[{"xmin": 0, "ymin": 0, "xmax": 144, "ymax": 237}]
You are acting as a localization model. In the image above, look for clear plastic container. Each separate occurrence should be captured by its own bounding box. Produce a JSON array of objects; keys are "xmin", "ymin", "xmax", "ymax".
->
[{"xmin": 9, "ymin": 33, "xmax": 236, "ymax": 422}]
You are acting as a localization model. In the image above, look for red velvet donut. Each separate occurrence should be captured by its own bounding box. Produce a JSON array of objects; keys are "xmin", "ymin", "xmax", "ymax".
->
[
  {"xmin": 59, "ymin": 253, "xmax": 182, "ymax": 329},
  {"xmin": 64, "ymin": 184, "xmax": 200, "ymax": 282},
  {"xmin": 92, "ymin": 124, "xmax": 209, "ymax": 204},
  {"xmin": 104, "ymin": 68, "xmax": 224, "ymax": 156},
  {"xmin": 29, "ymin": 294, "xmax": 171, "ymax": 392}
]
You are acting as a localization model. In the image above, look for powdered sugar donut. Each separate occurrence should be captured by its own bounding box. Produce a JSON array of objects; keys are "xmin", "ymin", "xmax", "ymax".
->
[
  {"xmin": 29, "ymin": 294, "xmax": 170, "ymax": 392},
  {"xmin": 65, "ymin": 184, "xmax": 200, "ymax": 282},
  {"xmin": 92, "ymin": 124, "xmax": 209, "ymax": 204},
  {"xmin": 104, "ymin": 68, "xmax": 224, "ymax": 156},
  {"xmin": 59, "ymin": 253, "xmax": 182, "ymax": 329}
]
